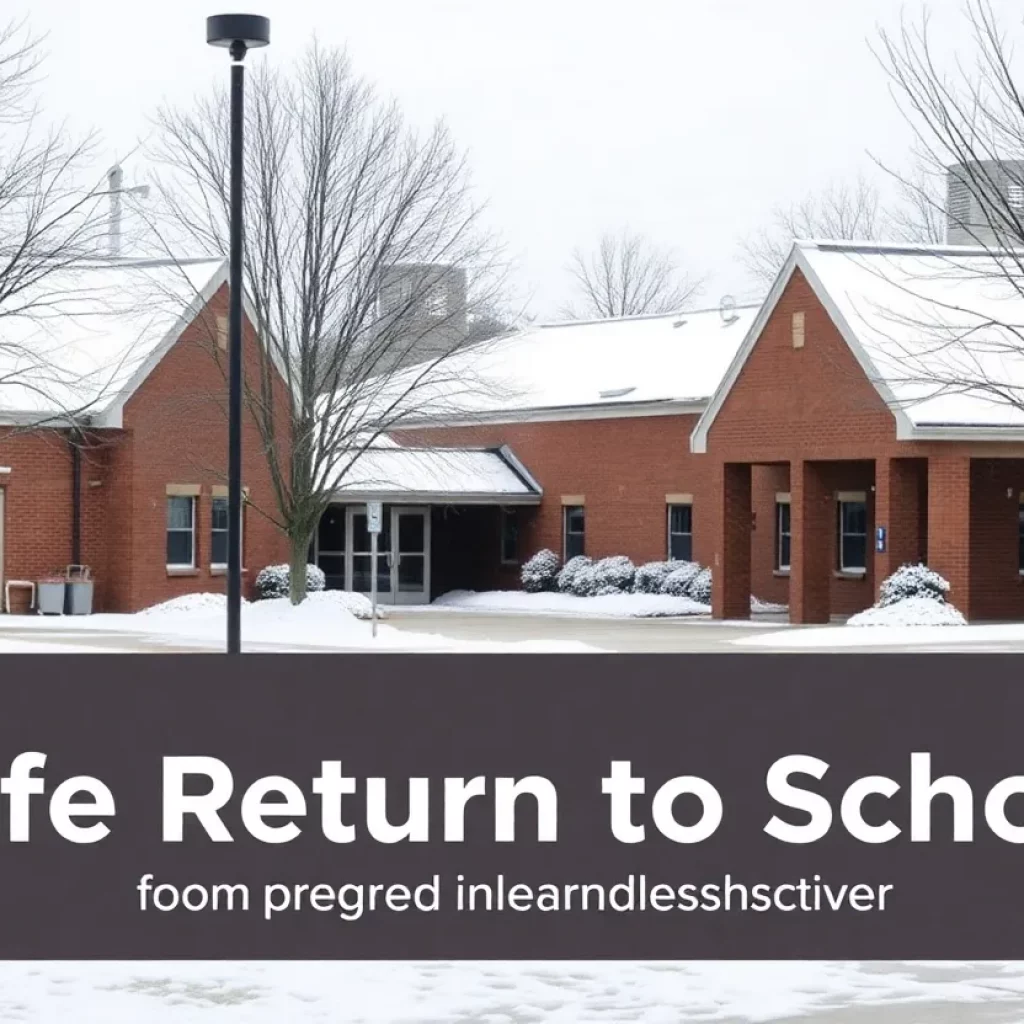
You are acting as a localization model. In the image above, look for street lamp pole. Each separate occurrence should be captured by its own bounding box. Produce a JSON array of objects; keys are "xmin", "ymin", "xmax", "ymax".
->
[{"xmin": 206, "ymin": 14, "xmax": 270, "ymax": 654}]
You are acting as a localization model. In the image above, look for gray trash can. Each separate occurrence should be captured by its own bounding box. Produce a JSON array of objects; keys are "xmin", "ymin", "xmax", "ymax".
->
[
  {"xmin": 37, "ymin": 580, "xmax": 66, "ymax": 615},
  {"xmin": 64, "ymin": 566, "xmax": 94, "ymax": 615}
]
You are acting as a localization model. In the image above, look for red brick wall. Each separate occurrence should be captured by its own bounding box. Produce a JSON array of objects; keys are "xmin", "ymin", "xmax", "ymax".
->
[{"xmin": 116, "ymin": 283, "xmax": 290, "ymax": 612}]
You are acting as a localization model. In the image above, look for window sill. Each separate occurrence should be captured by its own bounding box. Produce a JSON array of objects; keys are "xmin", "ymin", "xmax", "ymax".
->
[
  {"xmin": 773, "ymin": 569, "xmax": 791, "ymax": 578},
  {"xmin": 166, "ymin": 567, "xmax": 200, "ymax": 577},
  {"xmin": 833, "ymin": 570, "xmax": 867, "ymax": 580},
  {"xmin": 210, "ymin": 566, "xmax": 248, "ymax": 577}
]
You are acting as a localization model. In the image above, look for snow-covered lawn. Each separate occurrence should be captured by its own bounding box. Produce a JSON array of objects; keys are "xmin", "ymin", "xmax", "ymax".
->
[
  {"xmin": 423, "ymin": 590, "xmax": 788, "ymax": 619},
  {"xmin": 0, "ymin": 592, "xmax": 598, "ymax": 653},
  {"xmin": 0, "ymin": 960, "xmax": 1023, "ymax": 1022}
]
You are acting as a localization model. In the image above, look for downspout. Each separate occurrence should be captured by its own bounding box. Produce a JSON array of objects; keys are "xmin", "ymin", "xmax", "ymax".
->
[{"xmin": 69, "ymin": 429, "xmax": 82, "ymax": 567}]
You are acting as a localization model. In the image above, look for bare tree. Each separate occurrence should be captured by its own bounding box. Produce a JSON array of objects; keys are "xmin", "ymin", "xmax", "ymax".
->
[
  {"xmin": 0, "ymin": 17, "xmax": 128, "ymax": 424},
  {"xmin": 739, "ymin": 177, "xmax": 884, "ymax": 286},
  {"xmin": 153, "ymin": 43, "xmax": 505, "ymax": 602},
  {"xmin": 562, "ymin": 230, "xmax": 702, "ymax": 319},
  {"xmin": 865, "ymin": 0, "xmax": 1024, "ymax": 412}
]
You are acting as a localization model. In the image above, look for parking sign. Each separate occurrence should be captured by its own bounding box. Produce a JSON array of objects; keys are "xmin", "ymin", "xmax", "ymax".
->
[{"xmin": 367, "ymin": 501, "xmax": 383, "ymax": 534}]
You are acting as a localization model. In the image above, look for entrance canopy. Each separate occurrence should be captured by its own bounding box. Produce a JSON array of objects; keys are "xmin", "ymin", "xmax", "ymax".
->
[{"xmin": 331, "ymin": 444, "xmax": 542, "ymax": 505}]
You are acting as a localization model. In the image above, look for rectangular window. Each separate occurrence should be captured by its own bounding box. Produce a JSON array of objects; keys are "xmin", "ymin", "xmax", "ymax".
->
[
  {"xmin": 210, "ymin": 496, "xmax": 243, "ymax": 568},
  {"xmin": 563, "ymin": 505, "xmax": 585, "ymax": 560},
  {"xmin": 667, "ymin": 504, "xmax": 693, "ymax": 561},
  {"xmin": 837, "ymin": 498, "xmax": 868, "ymax": 573},
  {"xmin": 166, "ymin": 496, "xmax": 196, "ymax": 568},
  {"xmin": 500, "ymin": 507, "xmax": 519, "ymax": 565},
  {"xmin": 776, "ymin": 500, "xmax": 791, "ymax": 571},
  {"xmin": 1018, "ymin": 504, "xmax": 1024, "ymax": 574}
]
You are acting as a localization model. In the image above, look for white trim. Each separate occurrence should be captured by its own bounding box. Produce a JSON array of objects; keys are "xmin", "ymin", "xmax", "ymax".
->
[
  {"xmin": 396, "ymin": 398, "xmax": 708, "ymax": 430},
  {"xmin": 690, "ymin": 241, "xmax": 918, "ymax": 453},
  {"xmin": 330, "ymin": 491, "xmax": 541, "ymax": 505},
  {"xmin": 836, "ymin": 490, "xmax": 867, "ymax": 502},
  {"xmin": 497, "ymin": 444, "xmax": 543, "ymax": 495},
  {"xmin": 775, "ymin": 491, "xmax": 791, "ymax": 503}
]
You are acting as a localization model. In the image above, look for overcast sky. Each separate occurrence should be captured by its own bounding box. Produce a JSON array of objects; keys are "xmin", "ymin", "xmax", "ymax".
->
[{"xmin": 10, "ymin": 0, "xmax": 1016, "ymax": 319}]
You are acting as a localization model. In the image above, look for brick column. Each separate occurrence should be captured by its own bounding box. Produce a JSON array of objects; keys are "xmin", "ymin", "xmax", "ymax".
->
[
  {"xmin": 791, "ymin": 459, "xmax": 832, "ymax": 624},
  {"xmin": 712, "ymin": 462, "xmax": 751, "ymax": 620},
  {"xmin": 873, "ymin": 457, "xmax": 923, "ymax": 594},
  {"xmin": 927, "ymin": 455, "xmax": 973, "ymax": 619}
]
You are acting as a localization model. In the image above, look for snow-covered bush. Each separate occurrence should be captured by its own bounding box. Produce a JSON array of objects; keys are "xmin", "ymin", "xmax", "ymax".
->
[
  {"xmin": 688, "ymin": 566, "xmax": 712, "ymax": 604},
  {"xmin": 633, "ymin": 561, "xmax": 675, "ymax": 594},
  {"xmin": 849, "ymin": 596, "xmax": 965, "ymax": 627},
  {"xmin": 877, "ymin": 563, "xmax": 950, "ymax": 607},
  {"xmin": 254, "ymin": 563, "xmax": 326, "ymax": 600},
  {"xmin": 590, "ymin": 556, "xmax": 636, "ymax": 594},
  {"xmin": 660, "ymin": 561, "xmax": 701, "ymax": 597},
  {"xmin": 556, "ymin": 555, "xmax": 593, "ymax": 595},
  {"xmin": 521, "ymin": 549, "xmax": 561, "ymax": 593}
]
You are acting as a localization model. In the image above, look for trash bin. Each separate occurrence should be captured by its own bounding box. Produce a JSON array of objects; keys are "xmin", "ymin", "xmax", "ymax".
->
[
  {"xmin": 64, "ymin": 565, "xmax": 94, "ymax": 615},
  {"xmin": 37, "ymin": 576, "xmax": 67, "ymax": 615}
]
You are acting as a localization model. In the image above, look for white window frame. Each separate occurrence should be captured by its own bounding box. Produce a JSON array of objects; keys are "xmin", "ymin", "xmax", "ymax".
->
[
  {"xmin": 837, "ymin": 493, "xmax": 868, "ymax": 574},
  {"xmin": 775, "ymin": 494, "xmax": 791, "ymax": 572},
  {"xmin": 166, "ymin": 495, "xmax": 196, "ymax": 570},
  {"xmin": 563, "ymin": 505, "xmax": 585, "ymax": 560},
  {"xmin": 210, "ymin": 495, "xmax": 244, "ymax": 571},
  {"xmin": 666, "ymin": 503, "xmax": 693, "ymax": 561},
  {"xmin": 499, "ymin": 507, "xmax": 519, "ymax": 565}
]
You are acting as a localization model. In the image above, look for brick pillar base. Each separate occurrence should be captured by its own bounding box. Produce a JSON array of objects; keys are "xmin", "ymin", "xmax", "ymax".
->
[
  {"xmin": 927, "ymin": 455, "xmax": 972, "ymax": 620},
  {"xmin": 712, "ymin": 462, "xmax": 751, "ymax": 620},
  {"xmin": 791, "ymin": 459, "xmax": 831, "ymax": 624},
  {"xmin": 874, "ymin": 457, "xmax": 924, "ymax": 594}
]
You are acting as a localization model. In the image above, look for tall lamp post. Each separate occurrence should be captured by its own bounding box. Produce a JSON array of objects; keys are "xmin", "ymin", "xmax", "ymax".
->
[{"xmin": 206, "ymin": 14, "xmax": 270, "ymax": 654}]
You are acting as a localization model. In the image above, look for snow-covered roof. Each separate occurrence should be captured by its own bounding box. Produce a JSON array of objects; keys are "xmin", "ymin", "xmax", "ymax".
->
[
  {"xmin": 0, "ymin": 256, "xmax": 227, "ymax": 425},
  {"xmin": 331, "ymin": 444, "xmax": 542, "ymax": 504},
  {"xmin": 694, "ymin": 240, "xmax": 1024, "ymax": 449},
  {"xmin": 388, "ymin": 304, "xmax": 760, "ymax": 426}
]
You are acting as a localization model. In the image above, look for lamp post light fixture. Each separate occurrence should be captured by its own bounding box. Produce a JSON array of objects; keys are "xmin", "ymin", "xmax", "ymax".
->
[{"xmin": 206, "ymin": 13, "xmax": 270, "ymax": 655}]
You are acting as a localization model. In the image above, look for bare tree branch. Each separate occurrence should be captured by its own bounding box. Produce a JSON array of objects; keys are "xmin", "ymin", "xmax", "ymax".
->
[
  {"xmin": 561, "ymin": 230, "xmax": 703, "ymax": 319},
  {"xmin": 151, "ymin": 43, "xmax": 508, "ymax": 602}
]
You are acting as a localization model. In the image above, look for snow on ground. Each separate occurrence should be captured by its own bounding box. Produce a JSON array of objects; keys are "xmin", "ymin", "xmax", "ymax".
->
[
  {"xmin": 733, "ymin": 620, "xmax": 1024, "ymax": 649},
  {"xmin": 424, "ymin": 590, "xmax": 788, "ymax": 619},
  {"xmin": 847, "ymin": 596, "xmax": 967, "ymax": 627},
  {"xmin": 1, "ymin": 960, "xmax": 1024, "ymax": 1023},
  {"xmin": 0, "ymin": 592, "xmax": 595, "ymax": 653},
  {"xmin": 0, "ymin": 637, "xmax": 124, "ymax": 653}
]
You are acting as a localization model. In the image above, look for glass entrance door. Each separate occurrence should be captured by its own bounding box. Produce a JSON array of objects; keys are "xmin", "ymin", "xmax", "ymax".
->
[
  {"xmin": 392, "ymin": 507, "xmax": 430, "ymax": 604},
  {"xmin": 346, "ymin": 506, "xmax": 392, "ymax": 600}
]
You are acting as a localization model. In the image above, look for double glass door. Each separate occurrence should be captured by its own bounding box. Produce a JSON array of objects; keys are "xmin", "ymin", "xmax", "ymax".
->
[{"xmin": 346, "ymin": 505, "xmax": 430, "ymax": 605}]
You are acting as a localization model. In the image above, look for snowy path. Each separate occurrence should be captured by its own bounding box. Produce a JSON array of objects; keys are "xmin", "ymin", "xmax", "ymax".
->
[{"xmin": 2, "ymin": 961, "xmax": 1024, "ymax": 1023}]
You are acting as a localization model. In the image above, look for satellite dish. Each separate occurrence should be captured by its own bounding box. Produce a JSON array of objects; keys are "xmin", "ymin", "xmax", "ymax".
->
[{"xmin": 720, "ymin": 295, "xmax": 739, "ymax": 324}]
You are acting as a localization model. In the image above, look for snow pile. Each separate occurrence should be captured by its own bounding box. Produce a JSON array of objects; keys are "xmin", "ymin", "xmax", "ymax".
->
[
  {"xmin": 315, "ymin": 589, "xmax": 385, "ymax": 620},
  {"xmin": 850, "ymin": 564, "xmax": 964, "ymax": 627},
  {"xmin": 751, "ymin": 595, "xmax": 788, "ymax": 614},
  {"xmin": 137, "ymin": 593, "xmax": 235, "ymax": 617},
  {"xmin": 848, "ymin": 596, "xmax": 967, "ymax": 627},
  {"xmin": 432, "ymin": 589, "xmax": 710, "ymax": 618}
]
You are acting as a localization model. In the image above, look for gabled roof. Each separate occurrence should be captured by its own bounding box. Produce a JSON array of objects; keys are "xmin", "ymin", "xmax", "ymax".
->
[
  {"xmin": 330, "ymin": 444, "xmax": 542, "ymax": 504},
  {"xmin": 389, "ymin": 303, "xmax": 760, "ymax": 427},
  {"xmin": 0, "ymin": 257, "xmax": 228, "ymax": 427},
  {"xmin": 691, "ymin": 240, "xmax": 1024, "ymax": 452}
]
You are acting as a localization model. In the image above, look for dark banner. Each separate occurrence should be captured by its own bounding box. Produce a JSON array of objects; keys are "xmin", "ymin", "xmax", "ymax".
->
[{"xmin": 1, "ymin": 654, "xmax": 1023, "ymax": 958}]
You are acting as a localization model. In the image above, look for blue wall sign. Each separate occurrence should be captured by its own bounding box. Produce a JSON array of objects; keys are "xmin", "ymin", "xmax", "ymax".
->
[{"xmin": 876, "ymin": 525, "xmax": 887, "ymax": 553}]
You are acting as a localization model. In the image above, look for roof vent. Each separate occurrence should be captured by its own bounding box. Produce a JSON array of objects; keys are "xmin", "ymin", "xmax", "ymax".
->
[
  {"xmin": 599, "ymin": 387, "xmax": 636, "ymax": 399},
  {"xmin": 720, "ymin": 294, "xmax": 739, "ymax": 324},
  {"xmin": 673, "ymin": 319, "xmax": 687, "ymax": 329}
]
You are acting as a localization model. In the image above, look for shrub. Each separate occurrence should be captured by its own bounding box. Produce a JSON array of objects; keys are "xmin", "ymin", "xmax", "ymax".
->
[
  {"xmin": 877, "ymin": 563, "xmax": 950, "ymax": 607},
  {"xmin": 254, "ymin": 563, "xmax": 326, "ymax": 600},
  {"xmin": 521, "ymin": 549, "xmax": 561, "ymax": 593},
  {"xmin": 590, "ymin": 556, "xmax": 636, "ymax": 594},
  {"xmin": 633, "ymin": 561, "xmax": 675, "ymax": 594},
  {"xmin": 557, "ymin": 555, "xmax": 597, "ymax": 597},
  {"xmin": 688, "ymin": 566, "xmax": 713, "ymax": 604},
  {"xmin": 659, "ymin": 561, "xmax": 701, "ymax": 597}
]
